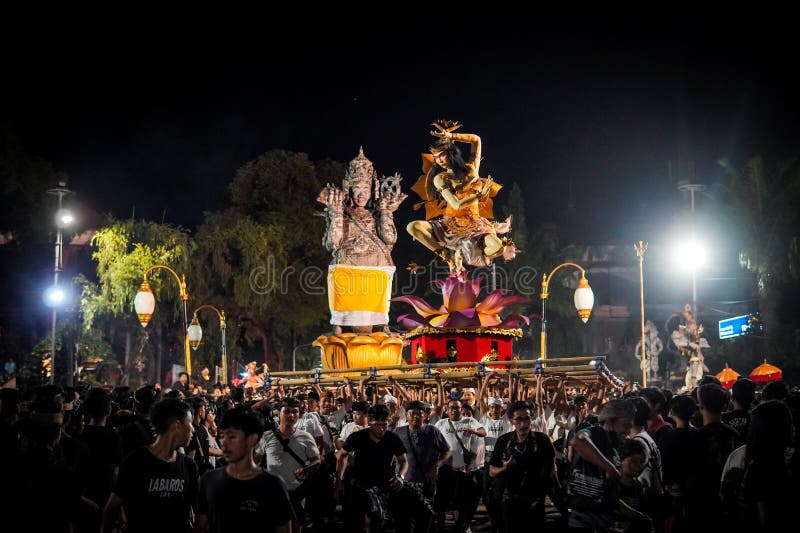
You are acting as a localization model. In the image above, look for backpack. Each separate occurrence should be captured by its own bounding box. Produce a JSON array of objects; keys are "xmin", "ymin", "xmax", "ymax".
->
[{"xmin": 565, "ymin": 424, "xmax": 618, "ymax": 513}]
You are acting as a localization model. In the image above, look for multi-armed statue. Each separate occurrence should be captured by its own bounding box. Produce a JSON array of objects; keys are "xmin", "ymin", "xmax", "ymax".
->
[
  {"xmin": 319, "ymin": 147, "xmax": 406, "ymax": 333},
  {"xmin": 314, "ymin": 148, "xmax": 406, "ymax": 371}
]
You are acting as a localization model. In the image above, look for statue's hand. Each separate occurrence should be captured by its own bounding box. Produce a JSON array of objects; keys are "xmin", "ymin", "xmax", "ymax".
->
[
  {"xmin": 379, "ymin": 192, "xmax": 408, "ymax": 212},
  {"xmin": 477, "ymin": 177, "xmax": 494, "ymax": 198},
  {"xmin": 326, "ymin": 183, "xmax": 344, "ymax": 214},
  {"xmin": 430, "ymin": 129, "xmax": 452, "ymax": 140}
]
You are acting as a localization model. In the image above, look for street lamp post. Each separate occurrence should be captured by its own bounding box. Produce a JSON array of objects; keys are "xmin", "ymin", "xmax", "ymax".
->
[
  {"xmin": 677, "ymin": 182, "xmax": 706, "ymax": 318},
  {"xmin": 46, "ymin": 182, "xmax": 74, "ymax": 385},
  {"xmin": 634, "ymin": 241, "xmax": 648, "ymax": 387},
  {"xmin": 292, "ymin": 343, "xmax": 315, "ymax": 372},
  {"xmin": 540, "ymin": 263, "xmax": 594, "ymax": 360},
  {"xmin": 186, "ymin": 305, "xmax": 228, "ymax": 384},
  {"xmin": 133, "ymin": 265, "xmax": 192, "ymax": 376}
]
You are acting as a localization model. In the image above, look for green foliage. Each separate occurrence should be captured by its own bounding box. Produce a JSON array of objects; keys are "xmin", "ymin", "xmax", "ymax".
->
[
  {"xmin": 183, "ymin": 151, "xmax": 347, "ymax": 369},
  {"xmin": 720, "ymin": 156, "xmax": 800, "ymax": 295},
  {"xmin": 83, "ymin": 219, "xmax": 195, "ymax": 325},
  {"xmin": 192, "ymin": 211, "xmax": 287, "ymax": 313},
  {"xmin": 714, "ymin": 155, "xmax": 800, "ymax": 364},
  {"xmin": 0, "ymin": 127, "xmax": 61, "ymax": 242},
  {"xmin": 76, "ymin": 327, "xmax": 114, "ymax": 363}
]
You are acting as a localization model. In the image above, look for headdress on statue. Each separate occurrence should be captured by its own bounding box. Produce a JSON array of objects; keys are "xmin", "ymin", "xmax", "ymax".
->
[{"xmin": 342, "ymin": 147, "xmax": 378, "ymax": 193}]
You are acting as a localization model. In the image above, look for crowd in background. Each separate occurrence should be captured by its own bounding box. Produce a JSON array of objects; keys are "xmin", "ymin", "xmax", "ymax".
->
[{"xmin": 0, "ymin": 368, "xmax": 797, "ymax": 533}]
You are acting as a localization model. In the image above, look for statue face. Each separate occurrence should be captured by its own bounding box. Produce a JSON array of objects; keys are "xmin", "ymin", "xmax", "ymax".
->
[
  {"xmin": 351, "ymin": 182, "xmax": 371, "ymax": 207},
  {"xmin": 434, "ymin": 152, "xmax": 450, "ymax": 169}
]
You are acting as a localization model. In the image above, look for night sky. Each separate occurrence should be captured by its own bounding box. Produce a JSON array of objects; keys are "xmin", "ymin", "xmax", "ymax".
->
[{"xmin": 4, "ymin": 10, "xmax": 799, "ymax": 246}]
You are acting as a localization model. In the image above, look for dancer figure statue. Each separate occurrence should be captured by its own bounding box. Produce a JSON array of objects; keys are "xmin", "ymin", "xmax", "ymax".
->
[{"xmin": 407, "ymin": 120, "xmax": 517, "ymax": 274}]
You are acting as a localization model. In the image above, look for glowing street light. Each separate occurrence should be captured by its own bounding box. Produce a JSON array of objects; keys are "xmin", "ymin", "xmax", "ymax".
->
[
  {"xmin": 673, "ymin": 239, "xmax": 707, "ymax": 320},
  {"xmin": 55, "ymin": 208, "xmax": 75, "ymax": 228},
  {"xmin": 134, "ymin": 265, "xmax": 192, "ymax": 375},
  {"xmin": 677, "ymin": 181, "xmax": 707, "ymax": 319},
  {"xmin": 186, "ymin": 305, "xmax": 228, "ymax": 384},
  {"xmin": 540, "ymin": 263, "xmax": 594, "ymax": 360},
  {"xmin": 673, "ymin": 240, "xmax": 707, "ymax": 271},
  {"xmin": 46, "ymin": 182, "xmax": 74, "ymax": 385},
  {"xmin": 43, "ymin": 286, "xmax": 66, "ymax": 307}
]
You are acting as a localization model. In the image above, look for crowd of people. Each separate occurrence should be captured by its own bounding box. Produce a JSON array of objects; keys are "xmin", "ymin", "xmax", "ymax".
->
[{"xmin": 0, "ymin": 370, "xmax": 797, "ymax": 533}]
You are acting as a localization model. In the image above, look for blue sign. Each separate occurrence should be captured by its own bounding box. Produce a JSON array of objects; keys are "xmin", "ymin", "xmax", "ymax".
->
[{"xmin": 719, "ymin": 314, "xmax": 757, "ymax": 340}]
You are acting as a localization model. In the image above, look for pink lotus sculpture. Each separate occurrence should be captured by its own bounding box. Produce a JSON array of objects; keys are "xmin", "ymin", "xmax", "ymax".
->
[{"xmin": 392, "ymin": 274, "xmax": 529, "ymax": 329}]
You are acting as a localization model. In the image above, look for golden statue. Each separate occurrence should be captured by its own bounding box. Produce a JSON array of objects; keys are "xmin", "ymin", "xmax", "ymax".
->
[
  {"xmin": 416, "ymin": 345, "xmax": 428, "ymax": 364},
  {"xmin": 447, "ymin": 345, "xmax": 458, "ymax": 363},
  {"xmin": 407, "ymin": 120, "xmax": 517, "ymax": 274}
]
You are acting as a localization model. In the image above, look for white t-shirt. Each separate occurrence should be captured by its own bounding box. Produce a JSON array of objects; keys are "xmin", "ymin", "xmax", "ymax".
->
[
  {"xmin": 296, "ymin": 412, "xmax": 324, "ymax": 440},
  {"xmin": 329, "ymin": 406, "xmax": 347, "ymax": 431},
  {"xmin": 257, "ymin": 428, "xmax": 319, "ymax": 491},
  {"xmin": 435, "ymin": 416, "xmax": 485, "ymax": 471},
  {"xmin": 632, "ymin": 429, "xmax": 663, "ymax": 493},
  {"xmin": 480, "ymin": 415, "xmax": 513, "ymax": 454},
  {"xmin": 340, "ymin": 421, "xmax": 367, "ymax": 441}
]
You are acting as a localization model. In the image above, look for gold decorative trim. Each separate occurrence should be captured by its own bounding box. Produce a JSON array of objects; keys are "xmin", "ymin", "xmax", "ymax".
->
[{"xmin": 403, "ymin": 327, "xmax": 523, "ymax": 340}]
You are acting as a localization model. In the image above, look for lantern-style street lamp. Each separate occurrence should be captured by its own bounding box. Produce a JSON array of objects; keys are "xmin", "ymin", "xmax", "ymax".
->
[
  {"xmin": 540, "ymin": 263, "xmax": 594, "ymax": 360},
  {"xmin": 134, "ymin": 265, "xmax": 192, "ymax": 375},
  {"xmin": 186, "ymin": 305, "xmax": 228, "ymax": 384}
]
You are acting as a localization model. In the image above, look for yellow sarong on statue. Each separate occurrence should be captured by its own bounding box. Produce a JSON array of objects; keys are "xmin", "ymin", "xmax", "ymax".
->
[{"xmin": 327, "ymin": 265, "xmax": 395, "ymax": 326}]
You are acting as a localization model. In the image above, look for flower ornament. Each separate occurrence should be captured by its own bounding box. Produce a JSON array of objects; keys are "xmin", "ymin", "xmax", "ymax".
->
[{"xmin": 392, "ymin": 273, "xmax": 529, "ymax": 329}]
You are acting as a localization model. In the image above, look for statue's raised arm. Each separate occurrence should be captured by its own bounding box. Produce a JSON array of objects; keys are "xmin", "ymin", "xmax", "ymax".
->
[{"xmin": 407, "ymin": 120, "xmax": 517, "ymax": 275}]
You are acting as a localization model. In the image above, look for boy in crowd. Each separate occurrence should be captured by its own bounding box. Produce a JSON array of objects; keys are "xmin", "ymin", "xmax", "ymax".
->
[{"xmin": 195, "ymin": 406, "xmax": 294, "ymax": 532}]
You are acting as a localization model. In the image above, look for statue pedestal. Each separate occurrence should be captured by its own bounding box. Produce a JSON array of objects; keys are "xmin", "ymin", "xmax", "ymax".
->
[
  {"xmin": 405, "ymin": 326, "xmax": 522, "ymax": 364},
  {"xmin": 314, "ymin": 332, "xmax": 404, "ymax": 376}
]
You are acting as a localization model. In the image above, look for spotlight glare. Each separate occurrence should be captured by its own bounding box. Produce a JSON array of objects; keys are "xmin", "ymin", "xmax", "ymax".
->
[
  {"xmin": 55, "ymin": 208, "xmax": 74, "ymax": 228},
  {"xmin": 43, "ymin": 286, "xmax": 66, "ymax": 307}
]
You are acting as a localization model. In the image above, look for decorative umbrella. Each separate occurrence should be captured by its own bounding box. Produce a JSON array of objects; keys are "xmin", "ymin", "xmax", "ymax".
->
[
  {"xmin": 716, "ymin": 363, "xmax": 740, "ymax": 389},
  {"xmin": 749, "ymin": 358, "xmax": 783, "ymax": 383}
]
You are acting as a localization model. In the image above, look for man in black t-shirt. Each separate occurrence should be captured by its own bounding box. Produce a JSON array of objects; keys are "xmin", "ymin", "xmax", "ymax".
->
[
  {"xmin": 695, "ymin": 384, "xmax": 739, "ymax": 529},
  {"xmin": 721, "ymin": 378, "xmax": 755, "ymax": 446},
  {"xmin": 195, "ymin": 406, "xmax": 294, "ymax": 533},
  {"xmin": 76, "ymin": 388, "xmax": 123, "ymax": 532},
  {"xmin": 490, "ymin": 400, "xmax": 555, "ymax": 532},
  {"xmin": 102, "ymin": 398, "xmax": 199, "ymax": 533},
  {"xmin": 336, "ymin": 403, "xmax": 409, "ymax": 531}
]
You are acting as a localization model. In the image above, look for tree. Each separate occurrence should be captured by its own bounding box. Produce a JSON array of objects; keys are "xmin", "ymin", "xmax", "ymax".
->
[
  {"xmin": 193, "ymin": 150, "xmax": 346, "ymax": 370},
  {"xmin": 80, "ymin": 219, "xmax": 195, "ymax": 385},
  {"xmin": 716, "ymin": 156, "xmax": 800, "ymax": 372}
]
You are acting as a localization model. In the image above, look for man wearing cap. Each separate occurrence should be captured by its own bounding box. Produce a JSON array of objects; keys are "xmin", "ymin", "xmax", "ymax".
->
[
  {"xmin": 461, "ymin": 387, "xmax": 479, "ymax": 417},
  {"xmin": 382, "ymin": 393, "xmax": 406, "ymax": 430},
  {"xmin": 10, "ymin": 393, "xmax": 83, "ymax": 531},
  {"xmin": 393, "ymin": 400, "xmax": 451, "ymax": 532},
  {"xmin": 567, "ymin": 398, "xmax": 636, "ymax": 531},
  {"xmin": 480, "ymin": 396, "xmax": 512, "ymax": 530}
]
